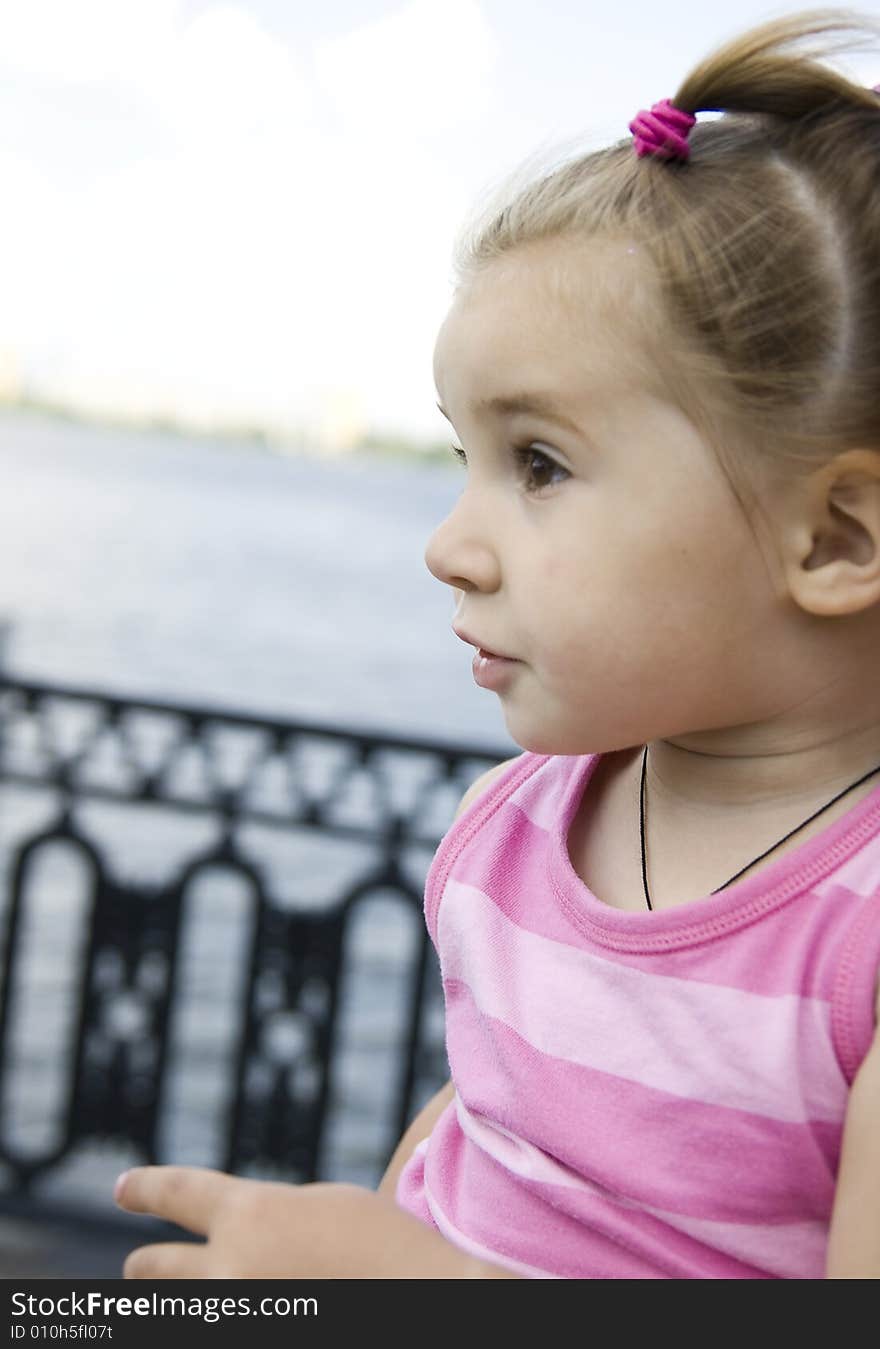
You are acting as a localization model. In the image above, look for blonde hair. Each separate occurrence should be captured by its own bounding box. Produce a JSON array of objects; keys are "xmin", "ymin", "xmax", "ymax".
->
[{"xmin": 452, "ymin": 9, "xmax": 880, "ymax": 494}]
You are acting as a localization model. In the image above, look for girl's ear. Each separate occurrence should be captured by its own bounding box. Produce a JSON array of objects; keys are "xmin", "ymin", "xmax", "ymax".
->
[{"xmin": 783, "ymin": 449, "xmax": 880, "ymax": 618}]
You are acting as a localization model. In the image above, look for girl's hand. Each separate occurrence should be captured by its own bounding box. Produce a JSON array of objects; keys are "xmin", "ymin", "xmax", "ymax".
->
[
  {"xmin": 115, "ymin": 1168, "xmax": 380, "ymax": 1279},
  {"xmin": 114, "ymin": 1166, "xmax": 512, "ymax": 1279}
]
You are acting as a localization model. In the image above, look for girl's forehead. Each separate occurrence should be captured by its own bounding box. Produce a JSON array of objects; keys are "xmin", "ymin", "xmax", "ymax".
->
[{"xmin": 434, "ymin": 239, "xmax": 660, "ymax": 402}]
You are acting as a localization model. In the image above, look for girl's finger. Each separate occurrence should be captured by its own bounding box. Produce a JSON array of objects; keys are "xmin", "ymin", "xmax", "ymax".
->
[
  {"xmin": 122, "ymin": 1240, "xmax": 211, "ymax": 1280},
  {"xmin": 115, "ymin": 1165, "xmax": 235, "ymax": 1235}
]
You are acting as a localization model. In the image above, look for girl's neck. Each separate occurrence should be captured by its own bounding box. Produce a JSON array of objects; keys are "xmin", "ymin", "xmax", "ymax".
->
[
  {"xmin": 571, "ymin": 731, "xmax": 880, "ymax": 914},
  {"xmin": 646, "ymin": 724, "xmax": 880, "ymax": 815}
]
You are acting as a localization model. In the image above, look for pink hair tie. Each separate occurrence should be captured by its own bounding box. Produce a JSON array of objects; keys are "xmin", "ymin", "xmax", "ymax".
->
[{"xmin": 629, "ymin": 98, "xmax": 696, "ymax": 161}]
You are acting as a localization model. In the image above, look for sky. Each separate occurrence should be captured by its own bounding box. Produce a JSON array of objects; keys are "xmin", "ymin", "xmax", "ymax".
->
[{"xmin": 0, "ymin": 0, "xmax": 877, "ymax": 452}]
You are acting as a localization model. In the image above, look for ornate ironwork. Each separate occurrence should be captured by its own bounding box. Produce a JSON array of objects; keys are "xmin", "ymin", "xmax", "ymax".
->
[{"xmin": 0, "ymin": 674, "xmax": 509, "ymax": 1232}]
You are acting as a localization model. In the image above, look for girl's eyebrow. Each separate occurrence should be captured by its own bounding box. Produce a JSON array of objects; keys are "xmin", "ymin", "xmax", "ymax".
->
[{"xmin": 436, "ymin": 393, "xmax": 583, "ymax": 436}]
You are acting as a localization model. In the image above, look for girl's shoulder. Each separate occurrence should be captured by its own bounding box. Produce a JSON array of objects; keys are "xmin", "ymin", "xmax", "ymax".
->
[{"xmin": 453, "ymin": 756, "xmax": 523, "ymax": 820}]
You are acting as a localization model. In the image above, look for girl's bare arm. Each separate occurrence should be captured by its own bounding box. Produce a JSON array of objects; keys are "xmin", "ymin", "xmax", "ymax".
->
[
  {"xmin": 826, "ymin": 983, "xmax": 880, "ymax": 1278},
  {"xmin": 377, "ymin": 1078, "xmax": 455, "ymax": 1198}
]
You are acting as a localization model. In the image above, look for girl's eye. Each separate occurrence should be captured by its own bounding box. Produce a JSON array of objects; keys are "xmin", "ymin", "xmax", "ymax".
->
[
  {"xmin": 448, "ymin": 442, "xmax": 567, "ymax": 493},
  {"xmin": 450, "ymin": 442, "xmax": 568, "ymax": 494},
  {"xmin": 512, "ymin": 444, "xmax": 569, "ymax": 493}
]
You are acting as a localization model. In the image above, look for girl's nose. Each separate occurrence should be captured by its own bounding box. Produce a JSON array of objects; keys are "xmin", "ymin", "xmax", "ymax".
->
[{"xmin": 424, "ymin": 496, "xmax": 501, "ymax": 594}]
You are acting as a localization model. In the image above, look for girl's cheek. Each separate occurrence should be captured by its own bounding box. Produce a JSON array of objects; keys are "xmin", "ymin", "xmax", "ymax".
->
[
  {"xmin": 539, "ymin": 552, "xmax": 578, "ymax": 586},
  {"xmin": 544, "ymin": 629, "xmax": 590, "ymax": 676}
]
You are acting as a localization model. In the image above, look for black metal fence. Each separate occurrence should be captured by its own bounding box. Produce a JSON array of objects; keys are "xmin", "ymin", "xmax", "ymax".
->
[{"xmin": 0, "ymin": 674, "xmax": 508, "ymax": 1237}]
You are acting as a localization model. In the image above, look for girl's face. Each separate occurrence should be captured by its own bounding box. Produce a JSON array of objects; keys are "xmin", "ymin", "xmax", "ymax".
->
[{"xmin": 425, "ymin": 237, "xmax": 795, "ymax": 756}]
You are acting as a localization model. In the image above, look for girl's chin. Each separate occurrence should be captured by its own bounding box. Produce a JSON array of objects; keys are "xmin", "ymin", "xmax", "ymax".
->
[{"xmin": 500, "ymin": 710, "xmax": 628, "ymax": 759}]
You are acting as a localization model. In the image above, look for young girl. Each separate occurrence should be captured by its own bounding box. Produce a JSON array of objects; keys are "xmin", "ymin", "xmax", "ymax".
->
[{"xmin": 115, "ymin": 9, "xmax": 880, "ymax": 1278}]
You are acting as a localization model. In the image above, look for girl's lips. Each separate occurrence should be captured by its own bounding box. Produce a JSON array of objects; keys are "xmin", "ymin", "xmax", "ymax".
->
[
  {"xmin": 452, "ymin": 625, "xmax": 515, "ymax": 661},
  {"xmin": 452, "ymin": 626, "xmax": 520, "ymax": 684},
  {"xmin": 472, "ymin": 649, "xmax": 520, "ymax": 691}
]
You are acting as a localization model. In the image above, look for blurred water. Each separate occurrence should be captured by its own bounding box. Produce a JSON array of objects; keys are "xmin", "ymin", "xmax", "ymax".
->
[{"xmin": 0, "ymin": 406, "xmax": 516, "ymax": 752}]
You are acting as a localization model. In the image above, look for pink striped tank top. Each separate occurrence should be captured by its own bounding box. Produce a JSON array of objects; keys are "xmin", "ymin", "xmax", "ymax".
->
[{"xmin": 395, "ymin": 751, "xmax": 880, "ymax": 1279}]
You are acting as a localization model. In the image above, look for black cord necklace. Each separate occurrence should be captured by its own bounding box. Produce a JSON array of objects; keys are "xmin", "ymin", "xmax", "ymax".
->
[{"xmin": 639, "ymin": 745, "xmax": 880, "ymax": 911}]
